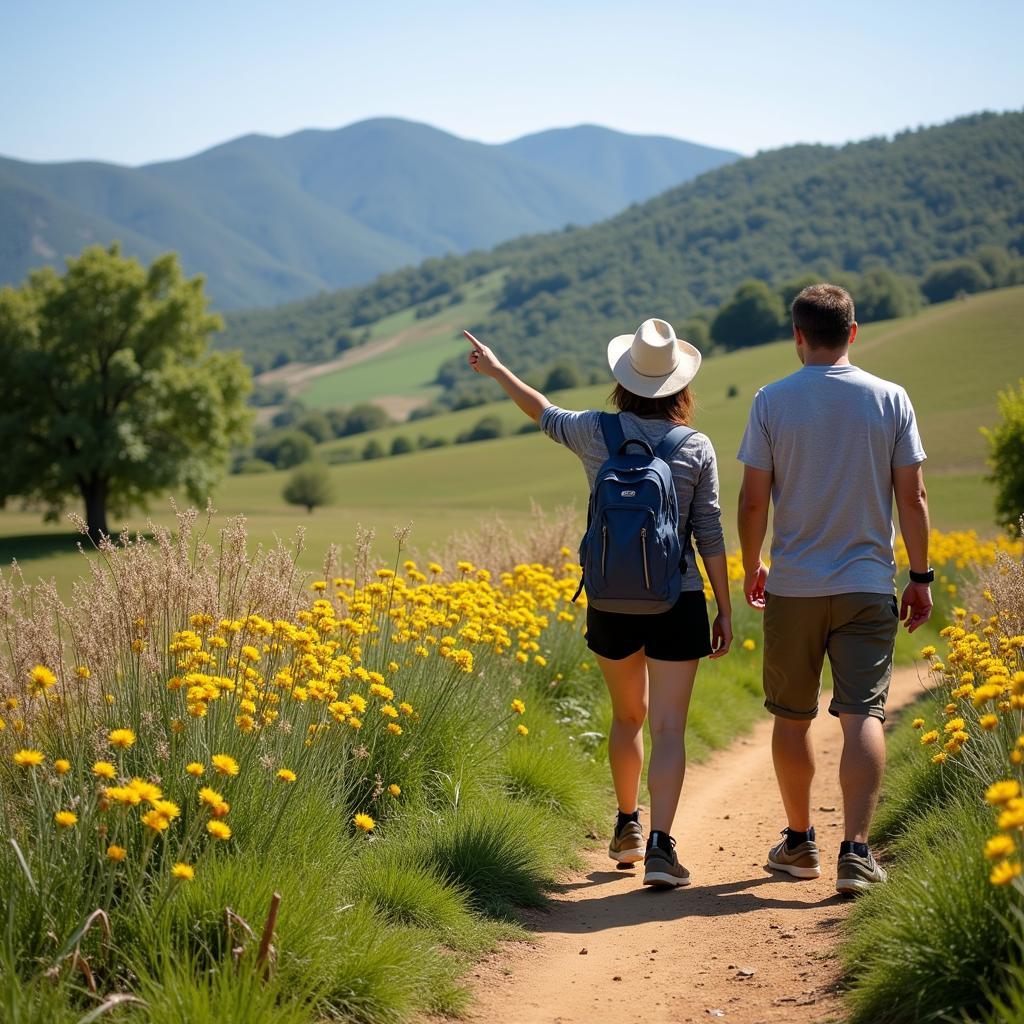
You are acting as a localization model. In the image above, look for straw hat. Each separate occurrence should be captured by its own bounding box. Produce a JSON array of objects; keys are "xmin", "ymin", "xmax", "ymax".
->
[{"xmin": 607, "ymin": 318, "xmax": 701, "ymax": 398}]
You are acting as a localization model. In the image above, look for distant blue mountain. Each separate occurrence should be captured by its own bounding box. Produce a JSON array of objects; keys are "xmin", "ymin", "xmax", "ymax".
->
[{"xmin": 0, "ymin": 119, "xmax": 738, "ymax": 308}]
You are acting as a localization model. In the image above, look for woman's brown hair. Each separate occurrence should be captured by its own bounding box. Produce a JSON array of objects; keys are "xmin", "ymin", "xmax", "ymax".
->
[{"xmin": 610, "ymin": 383, "xmax": 694, "ymax": 425}]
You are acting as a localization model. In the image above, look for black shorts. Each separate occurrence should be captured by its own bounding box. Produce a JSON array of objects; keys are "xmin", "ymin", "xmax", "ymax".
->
[{"xmin": 585, "ymin": 590, "xmax": 713, "ymax": 662}]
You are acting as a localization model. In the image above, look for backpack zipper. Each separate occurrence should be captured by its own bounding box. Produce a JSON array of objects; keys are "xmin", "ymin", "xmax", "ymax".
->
[
  {"xmin": 601, "ymin": 524, "xmax": 608, "ymax": 577},
  {"xmin": 641, "ymin": 527, "xmax": 651, "ymax": 589}
]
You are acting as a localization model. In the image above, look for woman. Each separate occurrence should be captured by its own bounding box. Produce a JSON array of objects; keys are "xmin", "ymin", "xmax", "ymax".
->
[{"xmin": 465, "ymin": 317, "xmax": 732, "ymax": 888}]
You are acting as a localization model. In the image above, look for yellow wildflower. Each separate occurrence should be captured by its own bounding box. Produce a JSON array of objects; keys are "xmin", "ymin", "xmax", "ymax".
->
[
  {"xmin": 185, "ymin": 762, "xmax": 205, "ymax": 777},
  {"xmin": 353, "ymin": 813, "xmax": 375, "ymax": 831},
  {"xmin": 12, "ymin": 749, "xmax": 44, "ymax": 768},
  {"xmin": 206, "ymin": 820, "xmax": 231, "ymax": 841},
  {"xmin": 511, "ymin": 699, "xmax": 527, "ymax": 715},
  {"xmin": 106, "ymin": 844, "xmax": 127, "ymax": 862},
  {"xmin": 54, "ymin": 758, "xmax": 71, "ymax": 775},
  {"xmin": 388, "ymin": 784, "xmax": 401, "ymax": 797},
  {"xmin": 93, "ymin": 761, "xmax": 117, "ymax": 780},
  {"xmin": 108, "ymin": 728, "xmax": 136, "ymax": 749},
  {"xmin": 991, "ymin": 860, "xmax": 1022, "ymax": 886},
  {"xmin": 742, "ymin": 638, "xmax": 756, "ymax": 652},
  {"xmin": 987, "ymin": 780, "xmax": 1022, "ymax": 806},
  {"xmin": 986, "ymin": 835, "xmax": 1016, "ymax": 861},
  {"xmin": 171, "ymin": 862, "xmax": 195, "ymax": 881},
  {"xmin": 28, "ymin": 665, "xmax": 57, "ymax": 693},
  {"xmin": 517, "ymin": 724, "xmax": 529, "ymax": 736},
  {"xmin": 54, "ymin": 810, "xmax": 77, "ymax": 828},
  {"xmin": 276, "ymin": 768, "xmax": 297, "ymax": 783},
  {"xmin": 211, "ymin": 754, "xmax": 239, "ymax": 776},
  {"xmin": 141, "ymin": 809, "xmax": 171, "ymax": 832},
  {"xmin": 919, "ymin": 730, "xmax": 939, "ymax": 746},
  {"xmin": 911, "ymin": 718, "xmax": 925, "ymax": 729}
]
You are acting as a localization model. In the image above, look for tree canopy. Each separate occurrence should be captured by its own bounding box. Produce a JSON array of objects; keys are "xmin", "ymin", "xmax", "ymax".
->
[{"xmin": 0, "ymin": 244, "xmax": 251, "ymax": 538}]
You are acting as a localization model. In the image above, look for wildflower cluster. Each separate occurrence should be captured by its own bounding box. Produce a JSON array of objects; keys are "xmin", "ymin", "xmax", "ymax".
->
[
  {"xmin": 0, "ymin": 517, "xmax": 579, "ymax": 939},
  {"xmin": 912, "ymin": 539, "xmax": 1024, "ymax": 889}
]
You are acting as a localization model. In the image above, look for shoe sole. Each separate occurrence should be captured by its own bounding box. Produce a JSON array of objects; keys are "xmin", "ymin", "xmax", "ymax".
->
[
  {"xmin": 767, "ymin": 858, "xmax": 821, "ymax": 879},
  {"xmin": 642, "ymin": 870, "xmax": 691, "ymax": 888},
  {"xmin": 836, "ymin": 876, "xmax": 877, "ymax": 895},
  {"xmin": 609, "ymin": 846, "xmax": 645, "ymax": 864}
]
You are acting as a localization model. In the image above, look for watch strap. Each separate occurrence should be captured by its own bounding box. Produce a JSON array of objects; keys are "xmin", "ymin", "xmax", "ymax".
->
[{"xmin": 909, "ymin": 567, "xmax": 935, "ymax": 584}]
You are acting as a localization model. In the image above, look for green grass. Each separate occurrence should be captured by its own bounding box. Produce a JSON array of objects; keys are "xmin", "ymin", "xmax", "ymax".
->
[
  {"xmin": 844, "ymin": 796, "xmax": 1016, "ymax": 1024},
  {"xmin": 294, "ymin": 271, "xmax": 504, "ymax": 410},
  {"xmin": 841, "ymin": 671, "xmax": 1024, "ymax": 1021}
]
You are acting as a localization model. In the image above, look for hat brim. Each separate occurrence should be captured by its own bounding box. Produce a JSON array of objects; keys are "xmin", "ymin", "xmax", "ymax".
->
[{"xmin": 607, "ymin": 334, "xmax": 702, "ymax": 398}]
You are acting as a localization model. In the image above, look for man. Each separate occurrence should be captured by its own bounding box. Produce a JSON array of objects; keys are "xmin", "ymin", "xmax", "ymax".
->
[{"xmin": 736, "ymin": 283, "xmax": 933, "ymax": 894}]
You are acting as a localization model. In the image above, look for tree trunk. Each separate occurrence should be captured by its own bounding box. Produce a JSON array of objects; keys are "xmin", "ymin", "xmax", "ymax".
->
[{"xmin": 81, "ymin": 478, "xmax": 109, "ymax": 542}]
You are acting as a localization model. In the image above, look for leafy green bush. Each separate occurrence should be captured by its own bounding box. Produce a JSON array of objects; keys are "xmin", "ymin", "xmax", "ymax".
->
[
  {"xmin": 253, "ymin": 428, "xmax": 314, "ymax": 468},
  {"xmin": 983, "ymin": 378, "xmax": 1024, "ymax": 532},
  {"xmin": 921, "ymin": 258, "xmax": 991, "ymax": 302},
  {"xmin": 711, "ymin": 280, "xmax": 785, "ymax": 349},
  {"xmin": 282, "ymin": 460, "xmax": 334, "ymax": 513}
]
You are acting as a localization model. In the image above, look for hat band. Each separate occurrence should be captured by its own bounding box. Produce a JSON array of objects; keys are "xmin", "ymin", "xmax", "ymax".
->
[{"xmin": 629, "ymin": 350, "xmax": 681, "ymax": 378}]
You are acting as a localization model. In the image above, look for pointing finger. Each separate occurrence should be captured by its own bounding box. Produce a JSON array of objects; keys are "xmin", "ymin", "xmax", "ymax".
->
[{"xmin": 463, "ymin": 330, "xmax": 484, "ymax": 352}]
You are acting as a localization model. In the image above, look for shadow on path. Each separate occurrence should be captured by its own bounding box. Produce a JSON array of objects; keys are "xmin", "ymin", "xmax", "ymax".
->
[{"xmin": 535, "ymin": 872, "xmax": 847, "ymax": 934}]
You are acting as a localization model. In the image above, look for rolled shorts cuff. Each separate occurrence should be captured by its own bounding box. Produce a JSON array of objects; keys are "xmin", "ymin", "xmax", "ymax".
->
[
  {"xmin": 828, "ymin": 699, "xmax": 887, "ymax": 722},
  {"xmin": 763, "ymin": 697, "xmax": 818, "ymax": 721}
]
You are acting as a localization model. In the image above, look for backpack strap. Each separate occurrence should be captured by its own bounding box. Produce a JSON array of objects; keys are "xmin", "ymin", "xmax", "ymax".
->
[
  {"xmin": 655, "ymin": 426, "xmax": 699, "ymax": 573},
  {"xmin": 599, "ymin": 412, "xmax": 625, "ymax": 455},
  {"xmin": 654, "ymin": 425, "xmax": 698, "ymax": 461}
]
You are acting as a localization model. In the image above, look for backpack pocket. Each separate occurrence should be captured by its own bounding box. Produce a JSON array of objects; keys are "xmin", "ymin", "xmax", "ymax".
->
[{"xmin": 587, "ymin": 505, "xmax": 671, "ymax": 602}]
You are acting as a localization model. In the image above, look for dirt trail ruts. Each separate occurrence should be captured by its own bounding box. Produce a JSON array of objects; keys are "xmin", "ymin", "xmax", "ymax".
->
[{"xmin": 465, "ymin": 665, "xmax": 928, "ymax": 1024}]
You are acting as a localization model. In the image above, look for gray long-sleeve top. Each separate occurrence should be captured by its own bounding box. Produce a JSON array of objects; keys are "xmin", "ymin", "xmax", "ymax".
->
[{"xmin": 539, "ymin": 406, "xmax": 726, "ymax": 592}]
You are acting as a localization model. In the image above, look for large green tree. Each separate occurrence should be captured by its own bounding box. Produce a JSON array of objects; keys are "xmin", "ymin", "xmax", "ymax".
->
[{"xmin": 0, "ymin": 244, "xmax": 251, "ymax": 539}]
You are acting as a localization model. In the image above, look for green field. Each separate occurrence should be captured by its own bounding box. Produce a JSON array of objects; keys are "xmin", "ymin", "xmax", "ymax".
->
[
  {"xmin": 2, "ymin": 287, "xmax": 1021, "ymax": 591},
  {"xmin": 294, "ymin": 271, "xmax": 505, "ymax": 410}
]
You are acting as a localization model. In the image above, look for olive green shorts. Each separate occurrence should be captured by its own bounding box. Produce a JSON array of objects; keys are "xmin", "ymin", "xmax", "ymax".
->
[{"xmin": 763, "ymin": 592, "xmax": 899, "ymax": 721}]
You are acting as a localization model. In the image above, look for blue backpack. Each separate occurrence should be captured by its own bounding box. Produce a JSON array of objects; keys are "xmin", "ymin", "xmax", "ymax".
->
[{"xmin": 572, "ymin": 413, "xmax": 697, "ymax": 615}]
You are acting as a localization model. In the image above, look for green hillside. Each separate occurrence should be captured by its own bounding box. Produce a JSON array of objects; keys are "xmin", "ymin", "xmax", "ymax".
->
[
  {"xmin": 222, "ymin": 111, "xmax": 1024, "ymax": 380},
  {"xmin": 0, "ymin": 120, "xmax": 735, "ymax": 310},
  {"xmin": 3, "ymin": 287, "xmax": 1020, "ymax": 593}
]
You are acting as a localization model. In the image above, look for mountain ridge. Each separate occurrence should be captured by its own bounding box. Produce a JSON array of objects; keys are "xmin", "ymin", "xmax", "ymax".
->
[{"xmin": 0, "ymin": 118, "xmax": 739, "ymax": 308}]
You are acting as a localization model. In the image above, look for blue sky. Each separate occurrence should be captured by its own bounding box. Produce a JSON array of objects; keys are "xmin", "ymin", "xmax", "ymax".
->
[{"xmin": 3, "ymin": 0, "xmax": 1021, "ymax": 165}]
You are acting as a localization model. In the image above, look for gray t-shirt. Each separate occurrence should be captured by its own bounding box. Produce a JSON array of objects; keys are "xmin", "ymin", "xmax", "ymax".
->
[
  {"xmin": 737, "ymin": 364, "xmax": 926, "ymax": 598},
  {"xmin": 540, "ymin": 407, "xmax": 726, "ymax": 592}
]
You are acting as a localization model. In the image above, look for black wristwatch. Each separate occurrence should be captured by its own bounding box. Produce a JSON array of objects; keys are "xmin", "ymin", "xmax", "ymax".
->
[{"xmin": 909, "ymin": 567, "xmax": 935, "ymax": 584}]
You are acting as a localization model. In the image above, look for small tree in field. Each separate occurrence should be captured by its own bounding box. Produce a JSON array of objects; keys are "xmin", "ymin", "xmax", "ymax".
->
[
  {"xmin": 0, "ymin": 244, "xmax": 251, "ymax": 539},
  {"xmin": 282, "ymin": 461, "xmax": 334, "ymax": 514},
  {"xmin": 984, "ymin": 379, "xmax": 1024, "ymax": 532}
]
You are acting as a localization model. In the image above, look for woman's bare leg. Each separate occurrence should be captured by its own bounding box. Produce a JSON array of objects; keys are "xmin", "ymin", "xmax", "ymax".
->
[
  {"xmin": 596, "ymin": 649, "xmax": 648, "ymax": 814},
  {"xmin": 646, "ymin": 657, "xmax": 699, "ymax": 834}
]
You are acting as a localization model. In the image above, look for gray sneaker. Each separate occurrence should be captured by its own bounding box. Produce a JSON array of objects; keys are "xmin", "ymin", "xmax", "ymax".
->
[
  {"xmin": 608, "ymin": 819, "xmax": 645, "ymax": 865},
  {"xmin": 767, "ymin": 828, "xmax": 822, "ymax": 879},
  {"xmin": 643, "ymin": 838, "xmax": 691, "ymax": 888},
  {"xmin": 836, "ymin": 849, "xmax": 887, "ymax": 895}
]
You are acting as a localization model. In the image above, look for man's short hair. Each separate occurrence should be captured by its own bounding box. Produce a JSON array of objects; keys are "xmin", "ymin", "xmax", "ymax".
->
[{"xmin": 791, "ymin": 283, "xmax": 855, "ymax": 349}]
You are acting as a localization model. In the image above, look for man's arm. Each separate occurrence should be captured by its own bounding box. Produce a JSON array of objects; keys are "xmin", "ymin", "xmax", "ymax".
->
[
  {"xmin": 738, "ymin": 465, "xmax": 773, "ymax": 610},
  {"xmin": 465, "ymin": 331, "xmax": 550, "ymax": 423},
  {"xmin": 893, "ymin": 463, "xmax": 933, "ymax": 632}
]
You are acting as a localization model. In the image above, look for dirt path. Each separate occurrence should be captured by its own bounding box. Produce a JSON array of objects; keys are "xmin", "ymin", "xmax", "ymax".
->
[{"xmin": 466, "ymin": 665, "xmax": 928, "ymax": 1024}]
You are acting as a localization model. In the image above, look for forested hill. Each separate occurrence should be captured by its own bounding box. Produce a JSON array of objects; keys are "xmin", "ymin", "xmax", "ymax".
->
[
  {"xmin": 0, "ymin": 119, "xmax": 736, "ymax": 310},
  {"xmin": 221, "ymin": 111, "xmax": 1024, "ymax": 379}
]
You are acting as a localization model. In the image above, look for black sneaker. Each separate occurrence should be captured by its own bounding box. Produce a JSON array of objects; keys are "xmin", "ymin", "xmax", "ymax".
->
[{"xmin": 643, "ymin": 835, "xmax": 691, "ymax": 888}]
